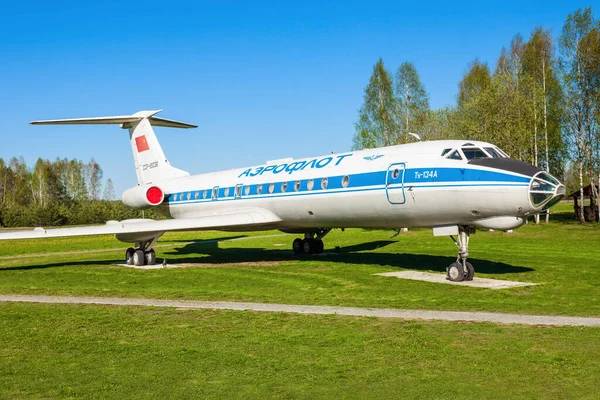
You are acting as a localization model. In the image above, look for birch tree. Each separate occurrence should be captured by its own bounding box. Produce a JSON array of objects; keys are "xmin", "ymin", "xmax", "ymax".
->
[
  {"xmin": 353, "ymin": 59, "xmax": 398, "ymax": 150},
  {"xmin": 86, "ymin": 158, "xmax": 103, "ymax": 201},
  {"xmin": 559, "ymin": 7, "xmax": 598, "ymax": 223},
  {"xmin": 394, "ymin": 61, "xmax": 430, "ymax": 142}
]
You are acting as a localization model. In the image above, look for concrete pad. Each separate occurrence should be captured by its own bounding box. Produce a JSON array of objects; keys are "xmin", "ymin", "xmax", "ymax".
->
[
  {"xmin": 114, "ymin": 263, "xmax": 183, "ymax": 270},
  {"xmin": 374, "ymin": 271, "xmax": 537, "ymax": 290}
]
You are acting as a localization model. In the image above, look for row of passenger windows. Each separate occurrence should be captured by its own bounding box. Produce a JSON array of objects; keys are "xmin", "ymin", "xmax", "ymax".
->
[{"xmin": 170, "ymin": 175, "xmax": 352, "ymax": 202}]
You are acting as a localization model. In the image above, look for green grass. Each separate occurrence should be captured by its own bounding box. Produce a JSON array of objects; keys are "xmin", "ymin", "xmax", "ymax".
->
[
  {"xmin": 0, "ymin": 203, "xmax": 598, "ymax": 316},
  {"xmin": 1, "ymin": 302, "xmax": 599, "ymax": 399}
]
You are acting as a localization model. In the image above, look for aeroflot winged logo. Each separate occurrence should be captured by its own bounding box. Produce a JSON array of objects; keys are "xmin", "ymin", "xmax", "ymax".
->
[
  {"xmin": 363, "ymin": 154, "xmax": 384, "ymax": 161},
  {"xmin": 238, "ymin": 154, "xmax": 353, "ymax": 178},
  {"xmin": 135, "ymin": 136, "xmax": 150, "ymax": 152}
]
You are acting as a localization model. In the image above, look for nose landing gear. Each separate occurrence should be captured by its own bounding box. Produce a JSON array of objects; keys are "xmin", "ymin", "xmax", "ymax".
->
[
  {"xmin": 447, "ymin": 225, "xmax": 475, "ymax": 282},
  {"xmin": 292, "ymin": 228, "xmax": 331, "ymax": 255}
]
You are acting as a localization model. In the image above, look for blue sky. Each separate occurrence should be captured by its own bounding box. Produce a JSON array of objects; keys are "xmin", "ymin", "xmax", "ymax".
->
[{"xmin": 0, "ymin": 0, "xmax": 594, "ymax": 197}]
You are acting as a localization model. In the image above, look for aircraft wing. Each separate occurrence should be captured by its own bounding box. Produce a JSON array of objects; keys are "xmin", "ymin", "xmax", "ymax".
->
[{"xmin": 0, "ymin": 209, "xmax": 282, "ymax": 240}]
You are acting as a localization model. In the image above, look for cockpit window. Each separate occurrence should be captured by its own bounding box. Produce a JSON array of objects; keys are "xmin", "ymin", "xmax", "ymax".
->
[
  {"xmin": 483, "ymin": 147, "xmax": 503, "ymax": 158},
  {"xmin": 495, "ymin": 147, "xmax": 509, "ymax": 158},
  {"xmin": 536, "ymin": 172, "xmax": 559, "ymax": 186},
  {"xmin": 447, "ymin": 150, "xmax": 463, "ymax": 160},
  {"xmin": 461, "ymin": 147, "xmax": 489, "ymax": 160},
  {"xmin": 441, "ymin": 148, "xmax": 451, "ymax": 156}
]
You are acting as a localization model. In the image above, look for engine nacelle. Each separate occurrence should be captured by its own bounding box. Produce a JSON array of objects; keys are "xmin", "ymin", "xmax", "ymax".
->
[{"xmin": 121, "ymin": 185, "xmax": 165, "ymax": 209}]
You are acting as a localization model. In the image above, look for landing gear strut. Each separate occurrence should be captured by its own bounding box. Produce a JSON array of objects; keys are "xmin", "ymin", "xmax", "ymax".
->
[
  {"xmin": 125, "ymin": 238, "xmax": 158, "ymax": 266},
  {"xmin": 292, "ymin": 228, "xmax": 330, "ymax": 255},
  {"xmin": 447, "ymin": 225, "xmax": 475, "ymax": 282}
]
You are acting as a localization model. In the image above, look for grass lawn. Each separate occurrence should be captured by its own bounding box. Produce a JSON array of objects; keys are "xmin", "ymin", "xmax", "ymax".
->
[
  {"xmin": 0, "ymin": 202, "xmax": 598, "ymax": 316},
  {"xmin": 1, "ymin": 302, "xmax": 599, "ymax": 399},
  {"xmin": 0, "ymin": 202, "xmax": 599, "ymax": 399}
]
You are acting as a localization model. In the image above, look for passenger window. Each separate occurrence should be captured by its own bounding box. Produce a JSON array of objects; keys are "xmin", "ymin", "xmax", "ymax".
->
[
  {"xmin": 294, "ymin": 181, "xmax": 301, "ymax": 191},
  {"xmin": 257, "ymin": 184, "xmax": 263, "ymax": 195},
  {"xmin": 342, "ymin": 175, "xmax": 349, "ymax": 188},
  {"xmin": 281, "ymin": 182, "xmax": 287, "ymax": 193},
  {"xmin": 244, "ymin": 185, "xmax": 250, "ymax": 196},
  {"xmin": 224, "ymin": 187, "xmax": 229, "ymax": 197},
  {"xmin": 307, "ymin": 179, "xmax": 314, "ymax": 191},
  {"xmin": 321, "ymin": 177, "xmax": 328, "ymax": 190},
  {"xmin": 268, "ymin": 183, "xmax": 275, "ymax": 194},
  {"xmin": 447, "ymin": 150, "xmax": 463, "ymax": 160}
]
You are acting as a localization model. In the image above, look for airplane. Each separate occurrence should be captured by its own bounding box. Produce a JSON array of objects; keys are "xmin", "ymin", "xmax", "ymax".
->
[{"xmin": 0, "ymin": 110, "xmax": 566, "ymax": 282}]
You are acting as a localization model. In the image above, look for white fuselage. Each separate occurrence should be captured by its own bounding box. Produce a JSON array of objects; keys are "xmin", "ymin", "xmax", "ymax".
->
[{"xmin": 152, "ymin": 140, "xmax": 539, "ymax": 232}]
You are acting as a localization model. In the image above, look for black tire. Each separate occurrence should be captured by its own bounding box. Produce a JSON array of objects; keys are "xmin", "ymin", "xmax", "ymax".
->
[
  {"xmin": 446, "ymin": 262, "xmax": 465, "ymax": 282},
  {"xmin": 293, "ymin": 238, "xmax": 303, "ymax": 254},
  {"xmin": 145, "ymin": 249, "xmax": 156, "ymax": 265},
  {"xmin": 125, "ymin": 248, "xmax": 135, "ymax": 265},
  {"xmin": 133, "ymin": 249, "xmax": 146, "ymax": 266},
  {"xmin": 314, "ymin": 239, "xmax": 324, "ymax": 254},
  {"xmin": 302, "ymin": 238, "xmax": 313, "ymax": 254},
  {"xmin": 464, "ymin": 262, "xmax": 475, "ymax": 281}
]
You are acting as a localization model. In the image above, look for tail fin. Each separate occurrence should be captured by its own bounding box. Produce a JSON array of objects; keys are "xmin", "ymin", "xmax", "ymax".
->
[{"xmin": 30, "ymin": 110, "xmax": 196, "ymax": 185}]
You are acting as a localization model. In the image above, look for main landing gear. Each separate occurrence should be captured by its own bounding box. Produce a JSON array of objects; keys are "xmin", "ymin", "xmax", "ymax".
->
[
  {"xmin": 446, "ymin": 225, "xmax": 475, "ymax": 282},
  {"xmin": 292, "ymin": 228, "xmax": 331, "ymax": 255},
  {"xmin": 125, "ymin": 238, "xmax": 158, "ymax": 266}
]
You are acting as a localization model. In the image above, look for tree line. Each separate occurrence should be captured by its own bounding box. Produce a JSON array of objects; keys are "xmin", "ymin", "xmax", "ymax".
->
[
  {"xmin": 353, "ymin": 7, "xmax": 600, "ymax": 223},
  {"xmin": 0, "ymin": 157, "xmax": 159, "ymax": 228}
]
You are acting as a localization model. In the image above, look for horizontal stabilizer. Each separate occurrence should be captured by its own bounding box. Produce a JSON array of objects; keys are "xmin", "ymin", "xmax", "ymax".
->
[{"xmin": 30, "ymin": 110, "xmax": 197, "ymax": 129}]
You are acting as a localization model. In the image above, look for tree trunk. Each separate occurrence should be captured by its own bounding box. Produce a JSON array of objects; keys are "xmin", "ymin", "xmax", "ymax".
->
[
  {"xmin": 542, "ymin": 57, "xmax": 550, "ymax": 224},
  {"xmin": 579, "ymin": 159, "xmax": 585, "ymax": 223}
]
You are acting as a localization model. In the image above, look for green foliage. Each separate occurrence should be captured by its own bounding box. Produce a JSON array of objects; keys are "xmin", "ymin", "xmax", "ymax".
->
[
  {"xmin": 395, "ymin": 61, "xmax": 430, "ymax": 142},
  {"xmin": 353, "ymin": 59, "xmax": 398, "ymax": 149},
  {"xmin": 457, "ymin": 59, "xmax": 492, "ymax": 107},
  {"xmin": 0, "ymin": 157, "xmax": 150, "ymax": 228}
]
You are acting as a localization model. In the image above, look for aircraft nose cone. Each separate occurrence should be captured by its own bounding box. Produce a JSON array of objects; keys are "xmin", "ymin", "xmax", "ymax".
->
[{"xmin": 529, "ymin": 172, "xmax": 565, "ymax": 211}]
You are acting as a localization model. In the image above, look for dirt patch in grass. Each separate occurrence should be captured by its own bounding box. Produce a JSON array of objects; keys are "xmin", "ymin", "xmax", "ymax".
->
[{"xmin": 177, "ymin": 261, "xmax": 283, "ymax": 268}]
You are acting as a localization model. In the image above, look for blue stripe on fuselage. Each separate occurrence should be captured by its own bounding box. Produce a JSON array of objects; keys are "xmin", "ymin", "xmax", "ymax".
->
[{"xmin": 163, "ymin": 167, "xmax": 529, "ymax": 205}]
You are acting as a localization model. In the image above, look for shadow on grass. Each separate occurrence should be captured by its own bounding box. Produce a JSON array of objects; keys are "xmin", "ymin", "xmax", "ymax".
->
[
  {"xmin": 162, "ymin": 235, "xmax": 247, "ymax": 244},
  {"xmin": 162, "ymin": 240, "xmax": 532, "ymax": 276},
  {"xmin": 0, "ymin": 259, "xmax": 120, "ymax": 272},
  {"xmin": 1, "ymin": 239, "xmax": 533, "ymax": 276}
]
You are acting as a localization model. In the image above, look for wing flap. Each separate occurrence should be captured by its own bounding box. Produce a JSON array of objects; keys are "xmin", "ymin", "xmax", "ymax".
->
[{"xmin": 0, "ymin": 210, "xmax": 282, "ymax": 240}]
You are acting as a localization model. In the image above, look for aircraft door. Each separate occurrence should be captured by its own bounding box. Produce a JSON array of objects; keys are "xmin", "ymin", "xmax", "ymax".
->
[{"xmin": 386, "ymin": 163, "xmax": 406, "ymax": 204}]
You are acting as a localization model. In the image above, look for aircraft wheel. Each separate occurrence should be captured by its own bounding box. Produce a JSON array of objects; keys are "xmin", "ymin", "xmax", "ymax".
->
[
  {"xmin": 133, "ymin": 249, "xmax": 146, "ymax": 266},
  {"xmin": 302, "ymin": 238, "xmax": 314, "ymax": 254},
  {"xmin": 145, "ymin": 249, "xmax": 156, "ymax": 265},
  {"xmin": 446, "ymin": 262, "xmax": 465, "ymax": 282},
  {"xmin": 464, "ymin": 262, "xmax": 475, "ymax": 281},
  {"xmin": 314, "ymin": 239, "xmax": 324, "ymax": 254},
  {"xmin": 293, "ymin": 238, "xmax": 303, "ymax": 254},
  {"xmin": 125, "ymin": 248, "xmax": 135, "ymax": 265}
]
